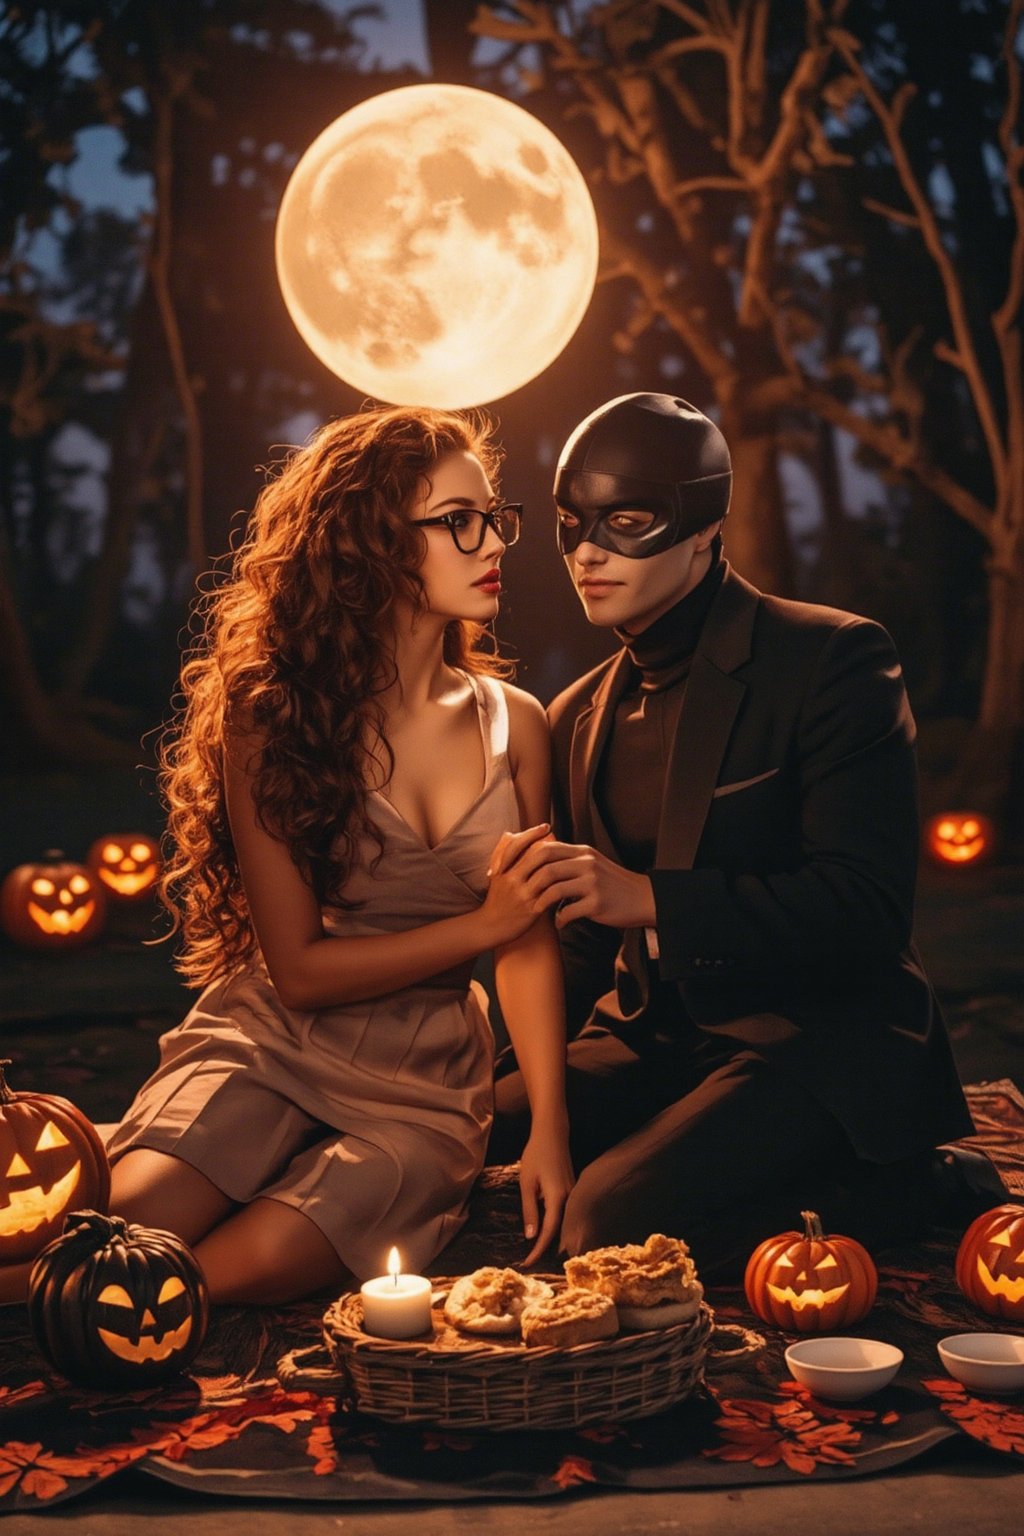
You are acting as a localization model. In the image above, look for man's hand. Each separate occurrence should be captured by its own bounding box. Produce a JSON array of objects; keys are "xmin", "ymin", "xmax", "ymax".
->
[{"xmin": 495, "ymin": 835, "xmax": 656, "ymax": 931}]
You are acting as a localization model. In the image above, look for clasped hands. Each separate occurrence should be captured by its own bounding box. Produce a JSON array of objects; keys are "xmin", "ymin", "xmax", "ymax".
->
[{"xmin": 482, "ymin": 822, "xmax": 656, "ymax": 941}]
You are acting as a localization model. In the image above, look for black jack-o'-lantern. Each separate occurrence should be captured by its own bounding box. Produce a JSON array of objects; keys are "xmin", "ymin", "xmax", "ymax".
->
[
  {"xmin": 0, "ymin": 852, "xmax": 107, "ymax": 949},
  {"xmin": 28, "ymin": 1210, "xmax": 209, "ymax": 1387},
  {"xmin": 0, "ymin": 1061, "xmax": 110, "ymax": 1265},
  {"xmin": 87, "ymin": 833, "xmax": 161, "ymax": 901}
]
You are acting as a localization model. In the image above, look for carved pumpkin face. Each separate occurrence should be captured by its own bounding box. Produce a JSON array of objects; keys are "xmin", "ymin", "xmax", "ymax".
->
[
  {"xmin": 744, "ymin": 1211, "xmax": 878, "ymax": 1333},
  {"xmin": 87, "ymin": 834, "xmax": 160, "ymax": 900},
  {"xmin": 956, "ymin": 1204, "xmax": 1024, "ymax": 1322},
  {"xmin": 764, "ymin": 1250, "xmax": 852, "ymax": 1314},
  {"xmin": 926, "ymin": 811, "xmax": 994, "ymax": 867},
  {"xmin": 0, "ymin": 856, "xmax": 106, "ymax": 949},
  {"xmin": 0, "ymin": 1061, "xmax": 111, "ymax": 1264},
  {"xmin": 94, "ymin": 1273, "xmax": 195, "ymax": 1365},
  {"xmin": 27, "ymin": 1211, "xmax": 209, "ymax": 1387}
]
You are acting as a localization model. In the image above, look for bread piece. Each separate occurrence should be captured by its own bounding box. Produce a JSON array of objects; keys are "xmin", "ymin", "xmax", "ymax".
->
[
  {"xmin": 616, "ymin": 1297, "xmax": 700, "ymax": 1330},
  {"xmin": 520, "ymin": 1290, "xmax": 619, "ymax": 1349},
  {"xmin": 443, "ymin": 1268, "xmax": 554, "ymax": 1335},
  {"xmin": 564, "ymin": 1233, "xmax": 703, "ymax": 1331}
]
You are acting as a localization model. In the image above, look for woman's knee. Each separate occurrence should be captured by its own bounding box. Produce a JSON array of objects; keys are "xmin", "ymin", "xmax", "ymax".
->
[
  {"xmin": 194, "ymin": 1199, "xmax": 348, "ymax": 1305},
  {"xmin": 109, "ymin": 1148, "xmax": 234, "ymax": 1246}
]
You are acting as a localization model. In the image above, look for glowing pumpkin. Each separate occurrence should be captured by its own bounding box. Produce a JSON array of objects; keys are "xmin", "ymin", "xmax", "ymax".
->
[
  {"xmin": 925, "ymin": 811, "xmax": 994, "ymax": 867},
  {"xmin": 0, "ymin": 1061, "xmax": 110, "ymax": 1264},
  {"xmin": 87, "ymin": 832, "xmax": 161, "ymax": 900},
  {"xmin": 744, "ymin": 1211, "xmax": 878, "ymax": 1333},
  {"xmin": 955, "ymin": 1203, "xmax": 1024, "ymax": 1322},
  {"xmin": 0, "ymin": 853, "xmax": 106, "ymax": 949},
  {"xmin": 28, "ymin": 1210, "xmax": 209, "ymax": 1387}
]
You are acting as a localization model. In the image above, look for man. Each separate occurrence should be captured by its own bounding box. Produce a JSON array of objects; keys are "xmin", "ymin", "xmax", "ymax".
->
[{"xmin": 491, "ymin": 392, "xmax": 1005, "ymax": 1275}]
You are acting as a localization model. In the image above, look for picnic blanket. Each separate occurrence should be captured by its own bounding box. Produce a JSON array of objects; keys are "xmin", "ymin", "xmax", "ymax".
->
[{"xmin": 1, "ymin": 1078, "xmax": 1022, "ymax": 1511}]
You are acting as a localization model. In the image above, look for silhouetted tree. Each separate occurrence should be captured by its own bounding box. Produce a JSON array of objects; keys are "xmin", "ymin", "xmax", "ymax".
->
[
  {"xmin": 473, "ymin": 0, "xmax": 1024, "ymax": 811},
  {"xmin": 0, "ymin": 0, "xmax": 402, "ymax": 765}
]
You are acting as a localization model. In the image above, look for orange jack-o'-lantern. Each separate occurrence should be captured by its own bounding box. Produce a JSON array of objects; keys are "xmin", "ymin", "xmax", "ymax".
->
[
  {"xmin": 87, "ymin": 833, "xmax": 161, "ymax": 900},
  {"xmin": 744, "ymin": 1210, "xmax": 878, "ymax": 1333},
  {"xmin": 0, "ymin": 853, "xmax": 107, "ymax": 949},
  {"xmin": 955, "ymin": 1203, "xmax": 1024, "ymax": 1322},
  {"xmin": 925, "ymin": 811, "xmax": 994, "ymax": 867},
  {"xmin": 28, "ymin": 1210, "xmax": 209, "ymax": 1387},
  {"xmin": 0, "ymin": 1061, "xmax": 110, "ymax": 1264}
]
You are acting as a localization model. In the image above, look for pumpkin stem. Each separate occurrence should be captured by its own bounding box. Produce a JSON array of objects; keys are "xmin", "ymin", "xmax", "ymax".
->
[
  {"xmin": 801, "ymin": 1210, "xmax": 825, "ymax": 1242},
  {"xmin": 0, "ymin": 1060, "xmax": 13, "ymax": 1104},
  {"xmin": 63, "ymin": 1210, "xmax": 127, "ymax": 1243}
]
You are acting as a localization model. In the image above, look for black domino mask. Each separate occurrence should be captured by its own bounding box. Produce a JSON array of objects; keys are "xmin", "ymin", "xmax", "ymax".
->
[{"xmin": 554, "ymin": 393, "xmax": 732, "ymax": 559}]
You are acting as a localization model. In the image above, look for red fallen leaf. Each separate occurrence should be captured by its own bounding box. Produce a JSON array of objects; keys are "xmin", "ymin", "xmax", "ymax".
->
[
  {"xmin": 921, "ymin": 1380, "xmax": 1024, "ymax": 1456},
  {"xmin": 305, "ymin": 1423, "xmax": 338, "ymax": 1476},
  {"xmin": 0, "ymin": 1382, "xmax": 48, "ymax": 1411},
  {"xmin": 18, "ymin": 1468, "xmax": 66, "ymax": 1501},
  {"xmin": 704, "ymin": 1392, "xmax": 865, "ymax": 1476},
  {"xmin": 780, "ymin": 1444, "xmax": 818, "ymax": 1475},
  {"xmin": 922, "ymin": 1378, "xmax": 966, "ymax": 1398},
  {"xmin": 716, "ymin": 1397, "xmax": 775, "ymax": 1425},
  {"xmin": 551, "ymin": 1454, "xmax": 597, "ymax": 1490},
  {"xmin": 0, "ymin": 1441, "xmax": 92, "ymax": 1503},
  {"xmin": 777, "ymin": 1381, "xmax": 879, "ymax": 1423}
]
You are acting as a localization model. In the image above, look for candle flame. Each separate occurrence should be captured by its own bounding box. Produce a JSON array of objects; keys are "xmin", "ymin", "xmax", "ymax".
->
[{"xmin": 387, "ymin": 1246, "xmax": 401, "ymax": 1284}]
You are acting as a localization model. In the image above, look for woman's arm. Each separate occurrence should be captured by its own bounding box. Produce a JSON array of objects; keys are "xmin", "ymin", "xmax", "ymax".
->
[
  {"xmin": 223, "ymin": 726, "xmax": 544, "ymax": 1011},
  {"xmin": 492, "ymin": 685, "xmax": 574, "ymax": 1265}
]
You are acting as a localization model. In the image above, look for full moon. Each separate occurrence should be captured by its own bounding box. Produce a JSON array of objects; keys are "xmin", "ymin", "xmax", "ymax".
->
[{"xmin": 276, "ymin": 84, "xmax": 599, "ymax": 408}]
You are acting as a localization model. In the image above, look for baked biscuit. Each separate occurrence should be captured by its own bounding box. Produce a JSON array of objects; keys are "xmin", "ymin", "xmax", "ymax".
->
[
  {"xmin": 443, "ymin": 1268, "xmax": 554, "ymax": 1335},
  {"xmin": 564, "ymin": 1233, "xmax": 703, "ymax": 1330},
  {"xmin": 520, "ymin": 1289, "xmax": 619, "ymax": 1349}
]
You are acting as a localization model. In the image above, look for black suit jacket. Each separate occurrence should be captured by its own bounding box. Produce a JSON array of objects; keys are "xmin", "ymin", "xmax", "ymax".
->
[{"xmin": 548, "ymin": 564, "xmax": 973, "ymax": 1162}]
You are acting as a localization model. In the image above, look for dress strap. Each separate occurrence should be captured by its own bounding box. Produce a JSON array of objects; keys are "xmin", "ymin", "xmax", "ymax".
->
[{"xmin": 470, "ymin": 673, "xmax": 510, "ymax": 762}]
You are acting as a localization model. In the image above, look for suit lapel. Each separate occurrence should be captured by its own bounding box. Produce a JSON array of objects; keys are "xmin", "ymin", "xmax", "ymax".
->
[
  {"xmin": 655, "ymin": 566, "xmax": 761, "ymax": 869},
  {"xmin": 568, "ymin": 649, "xmax": 634, "ymax": 849}
]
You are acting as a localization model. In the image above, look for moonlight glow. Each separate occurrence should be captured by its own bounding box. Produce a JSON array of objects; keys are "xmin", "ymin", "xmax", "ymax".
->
[{"xmin": 276, "ymin": 84, "xmax": 599, "ymax": 407}]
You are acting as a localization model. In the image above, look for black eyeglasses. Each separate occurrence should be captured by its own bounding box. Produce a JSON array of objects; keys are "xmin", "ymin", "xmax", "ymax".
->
[{"xmin": 412, "ymin": 503, "xmax": 522, "ymax": 554}]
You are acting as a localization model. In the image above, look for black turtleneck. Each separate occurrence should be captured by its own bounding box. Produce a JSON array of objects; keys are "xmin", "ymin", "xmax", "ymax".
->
[{"xmin": 594, "ymin": 548, "xmax": 725, "ymax": 872}]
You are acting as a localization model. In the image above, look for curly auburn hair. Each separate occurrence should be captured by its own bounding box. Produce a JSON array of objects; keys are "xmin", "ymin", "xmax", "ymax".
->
[{"xmin": 159, "ymin": 404, "xmax": 509, "ymax": 987}]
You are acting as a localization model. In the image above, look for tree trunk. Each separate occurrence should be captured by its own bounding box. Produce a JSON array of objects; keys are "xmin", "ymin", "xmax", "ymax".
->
[
  {"xmin": 0, "ymin": 527, "xmax": 134, "ymax": 768},
  {"xmin": 59, "ymin": 282, "xmax": 166, "ymax": 699},
  {"xmin": 424, "ymin": 0, "xmax": 479, "ymax": 82},
  {"xmin": 717, "ymin": 400, "xmax": 793, "ymax": 596},
  {"xmin": 955, "ymin": 552, "xmax": 1024, "ymax": 842}
]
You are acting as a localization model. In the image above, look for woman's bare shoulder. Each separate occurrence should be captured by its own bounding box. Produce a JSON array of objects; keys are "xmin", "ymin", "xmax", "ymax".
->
[
  {"xmin": 499, "ymin": 681, "xmax": 550, "ymax": 777},
  {"xmin": 499, "ymin": 680, "xmax": 548, "ymax": 729}
]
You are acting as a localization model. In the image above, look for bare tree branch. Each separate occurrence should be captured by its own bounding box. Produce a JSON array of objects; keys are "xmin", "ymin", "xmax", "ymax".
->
[
  {"xmin": 148, "ymin": 83, "xmax": 205, "ymax": 575},
  {"xmin": 833, "ymin": 32, "xmax": 1008, "ymax": 496},
  {"xmin": 797, "ymin": 387, "xmax": 993, "ymax": 538},
  {"xmin": 992, "ymin": 0, "xmax": 1024, "ymax": 551}
]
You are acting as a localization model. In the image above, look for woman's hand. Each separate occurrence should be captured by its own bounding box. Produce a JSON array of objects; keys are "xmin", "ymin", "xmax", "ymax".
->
[
  {"xmin": 501, "ymin": 836, "xmax": 656, "ymax": 931},
  {"xmin": 518, "ymin": 1122, "xmax": 575, "ymax": 1267},
  {"xmin": 478, "ymin": 824, "xmax": 553, "ymax": 946}
]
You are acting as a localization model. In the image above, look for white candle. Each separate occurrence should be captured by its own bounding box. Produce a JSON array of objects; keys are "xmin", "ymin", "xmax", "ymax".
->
[{"xmin": 360, "ymin": 1246, "xmax": 433, "ymax": 1339}]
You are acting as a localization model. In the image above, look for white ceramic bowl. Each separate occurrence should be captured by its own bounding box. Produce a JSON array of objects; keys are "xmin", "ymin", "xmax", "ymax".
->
[
  {"xmin": 784, "ymin": 1337, "xmax": 904, "ymax": 1401},
  {"xmin": 937, "ymin": 1333, "xmax": 1024, "ymax": 1394}
]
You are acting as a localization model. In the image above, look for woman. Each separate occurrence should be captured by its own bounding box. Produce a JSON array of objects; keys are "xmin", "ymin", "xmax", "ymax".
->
[{"xmin": 97, "ymin": 407, "xmax": 570, "ymax": 1305}]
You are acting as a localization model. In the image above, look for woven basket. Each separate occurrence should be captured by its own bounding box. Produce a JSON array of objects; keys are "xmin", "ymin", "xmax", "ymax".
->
[{"xmin": 278, "ymin": 1274, "xmax": 761, "ymax": 1432}]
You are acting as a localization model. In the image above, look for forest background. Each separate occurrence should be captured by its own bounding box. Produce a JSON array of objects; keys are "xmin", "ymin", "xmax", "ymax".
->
[{"xmin": 2, "ymin": 0, "xmax": 1023, "ymax": 856}]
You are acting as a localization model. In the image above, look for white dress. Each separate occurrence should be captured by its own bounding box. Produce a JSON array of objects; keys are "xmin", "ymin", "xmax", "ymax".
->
[{"xmin": 107, "ymin": 674, "xmax": 519, "ymax": 1279}]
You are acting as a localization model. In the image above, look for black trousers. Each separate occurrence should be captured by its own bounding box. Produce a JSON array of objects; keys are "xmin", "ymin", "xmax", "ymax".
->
[{"xmin": 490, "ymin": 1024, "xmax": 936, "ymax": 1281}]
